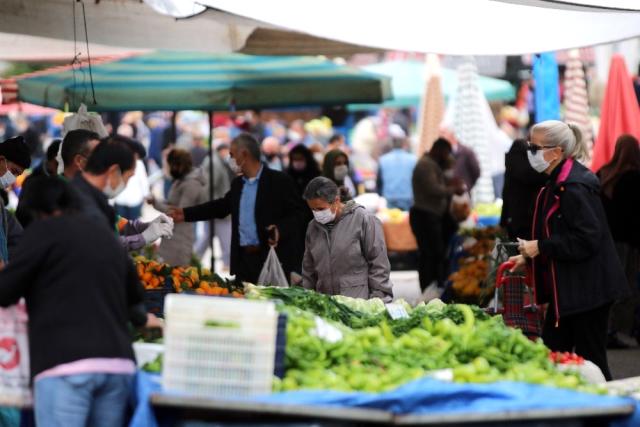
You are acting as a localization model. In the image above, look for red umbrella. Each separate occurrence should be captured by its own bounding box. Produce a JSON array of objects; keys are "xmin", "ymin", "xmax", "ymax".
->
[{"xmin": 591, "ymin": 54, "xmax": 640, "ymax": 172}]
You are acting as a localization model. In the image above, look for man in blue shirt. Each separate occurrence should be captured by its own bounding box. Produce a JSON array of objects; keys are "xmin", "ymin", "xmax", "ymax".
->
[
  {"xmin": 171, "ymin": 133, "xmax": 305, "ymax": 284},
  {"xmin": 377, "ymin": 125, "xmax": 417, "ymax": 211}
]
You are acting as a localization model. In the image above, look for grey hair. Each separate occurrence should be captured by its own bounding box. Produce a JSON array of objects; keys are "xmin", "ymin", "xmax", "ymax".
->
[
  {"xmin": 303, "ymin": 176, "xmax": 339, "ymax": 202},
  {"xmin": 231, "ymin": 133, "xmax": 261, "ymax": 160},
  {"xmin": 531, "ymin": 120, "xmax": 589, "ymax": 162}
]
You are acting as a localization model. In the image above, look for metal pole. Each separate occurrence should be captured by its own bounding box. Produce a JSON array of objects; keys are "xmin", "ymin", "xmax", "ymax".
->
[{"xmin": 208, "ymin": 111, "xmax": 216, "ymax": 272}]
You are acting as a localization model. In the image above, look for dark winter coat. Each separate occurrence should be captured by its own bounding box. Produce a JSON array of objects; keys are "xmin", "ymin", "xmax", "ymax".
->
[
  {"xmin": 600, "ymin": 170, "xmax": 640, "ymax": 249},
  {"xmin": 532, "ymin": 158, "xmax": 628, "ymax": 320},
  {"xmin": 184, "ymin": 165, "xmax": 305, "ymax": 277},
  {"xmin": 500, "ymin": 140, "xmax": 548, "ymax": 240}
]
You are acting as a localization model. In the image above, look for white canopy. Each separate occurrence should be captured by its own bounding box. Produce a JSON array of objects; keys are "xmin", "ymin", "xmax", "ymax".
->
[
  {"xmin": 0, "ymin": 0, "xmax": 259, "ymax": 55},
  {"xmin": 197, "ymin": 0, "xmax": 640, "ymax": 55}
]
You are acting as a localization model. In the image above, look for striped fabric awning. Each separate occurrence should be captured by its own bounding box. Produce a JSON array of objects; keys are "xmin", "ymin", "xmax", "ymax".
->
[
  {"xmin": 563, "ymin": 50, "xmax": 593, "ymax": 164},
  {"xmin": 0, "ymin": 55, "xmax": 130, "ymax": 106},
  {"xmin": 13, "ymin": 51, "xmax": 392, "ymax": 112}
]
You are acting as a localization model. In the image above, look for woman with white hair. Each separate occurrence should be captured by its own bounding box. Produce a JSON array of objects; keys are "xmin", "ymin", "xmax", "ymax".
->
[{"xmin": 511, "ymin": 120, "xmax": 627, "ymax": 380}]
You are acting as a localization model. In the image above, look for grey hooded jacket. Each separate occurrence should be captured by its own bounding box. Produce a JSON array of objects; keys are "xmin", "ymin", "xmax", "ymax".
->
[{"xmin": 302, "ymin": 201, "xmax": 393, "ymax": 301}]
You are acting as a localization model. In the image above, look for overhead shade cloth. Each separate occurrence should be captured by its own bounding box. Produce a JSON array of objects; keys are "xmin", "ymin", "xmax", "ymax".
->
[
  {"xmin": 496, "ymin": 0, "xmax": 640, "ymax": 11},
  {"xmin": 349, "ymin": 61, "xmax": 515, "ymax": 111},
  {"xmin": 591, "ymin": 55, "xmax": 640, "ymax": 172},
  {"xmin": 196, "ymin": 0, "xmax": 640, "ymax": 55},
  {"xmin": 533, "ymin": 53, "xmax": 561, "ymax": 123},
  {"xmin": 15, "ymin": 51, "xmax": 392, "ymax": 112}
]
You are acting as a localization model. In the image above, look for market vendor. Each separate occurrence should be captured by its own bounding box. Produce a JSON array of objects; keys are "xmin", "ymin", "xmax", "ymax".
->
[
  {"xmin": 0, "ymin": 136, "xmax": 30, "ymax": 265},
  {"xmin": 65, "ymin": 135, "xmax": 174, "ymax": 251},
  {"xmin": 302, "ymin": 176, "xmax": 393, "ymax": 301},
  {"xmin": 510, "ymin": 120, "xmax": 628, "ymax": 381}
]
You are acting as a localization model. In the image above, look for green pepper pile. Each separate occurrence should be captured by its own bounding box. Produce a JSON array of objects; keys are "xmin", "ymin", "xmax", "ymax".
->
[{"xmin": 247, "ymin": 287, "xmax": 600, "ymax": 394}]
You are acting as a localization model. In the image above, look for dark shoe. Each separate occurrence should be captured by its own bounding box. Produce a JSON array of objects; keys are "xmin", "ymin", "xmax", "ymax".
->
[{"xmin": 607, "ymin": 333, "xmax": 631, "ymax": 349}]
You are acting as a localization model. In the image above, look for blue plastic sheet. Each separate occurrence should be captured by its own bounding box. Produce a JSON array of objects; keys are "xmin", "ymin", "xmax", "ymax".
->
[{"xmin": 131, "ymin": 372, "xmax": 638, "ymax": 427}]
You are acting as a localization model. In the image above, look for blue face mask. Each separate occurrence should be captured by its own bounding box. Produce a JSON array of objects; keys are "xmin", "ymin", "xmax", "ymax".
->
[{"xmin": 527, "ymin": 150, "xmax": 550, "ymax": 173}]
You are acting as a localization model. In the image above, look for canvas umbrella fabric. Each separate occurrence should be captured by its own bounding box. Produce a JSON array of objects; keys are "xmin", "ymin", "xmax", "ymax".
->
[
  {"xmin": 14, "ymin": 50, "xmax": 392, "ymax": 112},
  {"xmin": 533, "ymin": 52, "xmax": 561, "ymax": 123},
  {"xmin": 351, "ymin": 61, "xmax": 515, "ymax": 111},
  {"xmin": 443, "ymin": 60, "xmax": 500, "ymax": 204},
  {"xmin": 563, "ymin": 49, "xmax": 593, "ymax": 165},
  {"xmin": 591, "ymin": 54, "xmax": 640, "ymax": 172},
  {"xmin": 417, "ymin": 54, "xmax": 445, "ymax": 155}
]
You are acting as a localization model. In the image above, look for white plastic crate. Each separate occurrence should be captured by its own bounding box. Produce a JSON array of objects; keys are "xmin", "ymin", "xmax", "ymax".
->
[{"xmin": 163, "ymin": 294, "xmax": 278, "ymax": 397}]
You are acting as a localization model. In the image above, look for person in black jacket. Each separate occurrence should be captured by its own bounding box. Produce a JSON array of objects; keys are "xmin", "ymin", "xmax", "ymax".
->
[
  {"xmin": 500, "ymin": 139, "xmax": 548, "ymax": 241},
  {"xmin": 170, "ymin": 133, "xmax": 305, "ymax": 284},
  {"xmin": 0, "ymin": 176, "xmax": 157, "ymax": 427},
  {"xmin": 598, "ymin": 134, "xmax": 640, "ymax": 347},
  {"xmin": 511, "ymin": 120, "xmax": 628, "ymax": 380}
]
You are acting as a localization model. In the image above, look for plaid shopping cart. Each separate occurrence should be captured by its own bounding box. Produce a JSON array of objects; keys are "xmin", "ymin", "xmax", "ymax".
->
[{"xmin": 487, "ymin": 261, "xmax": 544, "ymax": 339}]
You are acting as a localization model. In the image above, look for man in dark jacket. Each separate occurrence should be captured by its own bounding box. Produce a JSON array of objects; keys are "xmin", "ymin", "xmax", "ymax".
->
[
  {"xmin": 500, "ymin": 139, "xmax": 548, "ymax": 241},
  {"xmin": 0, "ymin": 136, "xmax": 31, "ymax": 264},
  {"xmin": 68, "ymin": 137, "xmax": 173, "ymax": 251},
  {"xmin": 170, "ymin": 133, "xmax": 305, "ymax": 284}
]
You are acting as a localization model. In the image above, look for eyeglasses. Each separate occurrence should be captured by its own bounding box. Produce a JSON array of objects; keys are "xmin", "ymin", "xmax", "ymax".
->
[{"xmin": 527, "ymin": 142, "xmax": 559, "ymax": 155}]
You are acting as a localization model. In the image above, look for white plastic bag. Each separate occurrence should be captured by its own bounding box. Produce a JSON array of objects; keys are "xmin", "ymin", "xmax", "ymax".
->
[
  {"xmin": 0, "ymin": 300, "xmax": 31, "ymax": 406},
  {"xmin": 58, "ymin": 103, "xmax": 109, "ymax": 174},
  {"xmin": 258, "ymin": 247, "xmax": 289, "ymax": 287}
]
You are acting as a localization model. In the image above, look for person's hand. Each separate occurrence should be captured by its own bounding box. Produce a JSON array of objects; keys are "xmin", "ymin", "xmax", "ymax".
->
[
  {"xmin": 145, "ymin": 313, "xmax": 164, "ymax": 330},
  {"xmin": 267, "ymin": 225, "xmax": 280, "ymax": 247},
  {"xmin": 168, "ymin": 206, "xmax": 185, "ymax": 223},
  {"xmin": 509, "ymin": 255, "xmax": 527, "ymax": 272},
  {"xmin": 518, "ymin": 238, "xmax": 540, "ymax": 259},
  {"xmin": 142, "ymin": 222, "xmax": 173, "ymax": 244},
  {"xmin": 151, "ymin": 213, "xmax": 174, "ymax": 226},
  {"xmin": 0, "ymin": 259, "xmax": 5, "ymax": 271}
]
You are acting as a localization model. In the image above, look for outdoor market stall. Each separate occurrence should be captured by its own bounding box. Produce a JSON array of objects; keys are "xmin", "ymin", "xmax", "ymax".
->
[{"xmin": 122, "ymin": 280, "xmax": 640, "ymax": 427}]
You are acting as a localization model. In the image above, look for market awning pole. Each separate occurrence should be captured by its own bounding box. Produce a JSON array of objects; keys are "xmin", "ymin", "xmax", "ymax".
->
[{"xmin": 208, "ymin": 111, "xmax": 216, "ymax": 272}]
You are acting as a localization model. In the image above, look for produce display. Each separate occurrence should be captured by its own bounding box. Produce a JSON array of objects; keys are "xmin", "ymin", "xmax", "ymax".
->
[
  {"xmin": 448, "ymin": 227, "xmax": 500, "ymax": 302},
  {"xmin": 134, "ymin": 257, "xmax": 244, "ymax": 297},
  {"xmin": 247, "ymin": 286, "xmax": 600, "ymax": 394}
]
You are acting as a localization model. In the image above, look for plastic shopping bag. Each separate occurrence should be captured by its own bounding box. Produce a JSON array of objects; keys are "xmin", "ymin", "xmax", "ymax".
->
[
  {"xmin": 258, "ymin": 247, "xmax": 289, "ymax": 287},
  {"xmin": 58, "ymin": 103, "xmax": 109, "ymax": 174},
  {"xmin": 0, "ymin": 300, "xmax": 31, "ymax": 406}
]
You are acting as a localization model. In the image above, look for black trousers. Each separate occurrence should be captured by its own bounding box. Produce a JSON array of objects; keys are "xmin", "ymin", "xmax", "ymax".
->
[
  {"xmin": 235, "ymin": 250, "xmax": 266, "ymax": 284},
  {"xmin": 543, "ymin": 303, "xmax": 612, "ymax": 381},
  {"xmin": 410, "ymin": 208, "xmax": 447, "ymax": 291}
]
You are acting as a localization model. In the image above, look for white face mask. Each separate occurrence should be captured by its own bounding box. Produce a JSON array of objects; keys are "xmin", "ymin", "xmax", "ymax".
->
[
  {"xmin": 313, "ymin": 207, "xmax": 336, "ymax": 225},
  {"xmin": 103, "ymin": 168, "xmax": 126, "ymax": 199},
  {"xmin": 334, "ymin": 165, "xmax": 349, "ymax": 181},
  {"xmin": 527, "ymin": 150, "xmax": 550, "ymax": 173},
  {"xmin": 0, "ymin": 160, "xmax": 16, "ymax": 189}
]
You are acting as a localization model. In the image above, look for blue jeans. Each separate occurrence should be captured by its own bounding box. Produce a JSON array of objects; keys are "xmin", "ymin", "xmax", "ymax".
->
[{"xmin": 34, "ymin": 374, "xmax": 134, "ymax": 427}]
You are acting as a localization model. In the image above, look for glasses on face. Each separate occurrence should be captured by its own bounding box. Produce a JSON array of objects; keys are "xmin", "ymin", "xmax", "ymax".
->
[{"xmin": 527, "ymin": 142, "xmax": 559, "ymax": 155}]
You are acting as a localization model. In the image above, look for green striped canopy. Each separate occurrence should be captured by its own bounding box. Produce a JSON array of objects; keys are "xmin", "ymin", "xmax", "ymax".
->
[{"xmin": 17, "ymin": 51, "xmax": 392, "ymax": 112}]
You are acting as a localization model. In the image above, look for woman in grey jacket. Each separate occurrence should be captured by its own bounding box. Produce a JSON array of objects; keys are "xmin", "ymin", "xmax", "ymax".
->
[
  {"xmin": 152, "ymin": 149, "xmax": 206, "ymax": 266},
  {"xmin": 302, "ymin": 177, "xmax": 393, "ymax": 301}
]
